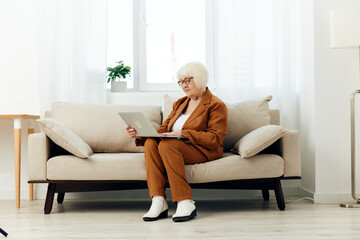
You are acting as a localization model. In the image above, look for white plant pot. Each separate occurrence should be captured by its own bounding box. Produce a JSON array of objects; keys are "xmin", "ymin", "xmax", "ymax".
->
[{"xmin": 111, "ymin": 81, "xmax": 127, "ymax": 92}]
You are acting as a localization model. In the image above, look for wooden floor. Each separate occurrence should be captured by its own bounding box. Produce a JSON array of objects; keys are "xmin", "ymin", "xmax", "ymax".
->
[{"xmin": 1, "ymin": 197, "xmax": 360, "ymax": 239}]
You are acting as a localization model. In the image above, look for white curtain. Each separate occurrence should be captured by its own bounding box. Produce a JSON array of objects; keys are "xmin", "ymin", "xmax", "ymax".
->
[
  {"xmin": 36, "ymin": 0, "xmax": 108, "ymax": 115},
  {"xmin": 212, "ymin": 0, "xmax": 303, "ymax": 129}
]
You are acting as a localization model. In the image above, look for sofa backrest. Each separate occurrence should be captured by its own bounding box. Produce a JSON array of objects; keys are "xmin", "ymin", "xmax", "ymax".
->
[
  {"xmin": 269, "ymin": 109, "xmax": 280, "ymax": 125},
  {"xmin": 45, "ymin": 99, "xmax": 280, "ymax": 154},
  {"xmin": 47, "ymin": 102, "xmax": 161, "ymax": 153},
  {"xmin": 164, "ymin": 95, "xmax": 278, "ymax": 152}
]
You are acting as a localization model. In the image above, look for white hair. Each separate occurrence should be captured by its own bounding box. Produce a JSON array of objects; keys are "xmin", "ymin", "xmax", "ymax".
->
[{"xmin": 176, "ymin": 61, "xmax": 208, "ymax": 91}]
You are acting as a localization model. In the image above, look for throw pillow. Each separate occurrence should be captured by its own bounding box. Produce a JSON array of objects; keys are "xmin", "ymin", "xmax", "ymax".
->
[
  {"xmin": 163, "ymin": 94, "xmax": 177, "ymax": 121},
  {"xmin": 232, "ymin": 125, "xmax": 288, "ymax": 158},
  {"xmin": 163, "ymin": 94, "xmax": 185, "ymax": 121},
  {"xmin": 223, "ymin": 95, "xmax": 273, "ymax": 151},
  {"xmin": 37, "ymin": 118, "xmax": 93, "ymax": 158}
]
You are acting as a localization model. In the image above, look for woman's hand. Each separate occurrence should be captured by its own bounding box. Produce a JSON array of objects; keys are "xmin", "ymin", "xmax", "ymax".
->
[
  {"xmin": 125, "ymin": 126, "xmax": 138, "ymax": 138},
  {"xmin": 161, "ymin": 131, "xmax": 182, "ymax": 137}
]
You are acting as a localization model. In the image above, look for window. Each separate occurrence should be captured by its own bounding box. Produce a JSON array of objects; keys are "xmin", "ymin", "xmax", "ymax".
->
[
  {"xmin": 107, "ymin": 0, "xmax": 207, "ymax": 91},
  {"xmin": 107, "ymin": 0, "xmax": 133, "ymax": 89},
  {"xmin": 142, "ymin": 0, "xmax": 206, "ymax": 90}
]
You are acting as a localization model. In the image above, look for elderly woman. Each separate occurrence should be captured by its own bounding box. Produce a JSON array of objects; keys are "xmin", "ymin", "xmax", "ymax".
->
[{"xmin": 125, "ymin": 62, "xmax": 228, "ymax": 222}]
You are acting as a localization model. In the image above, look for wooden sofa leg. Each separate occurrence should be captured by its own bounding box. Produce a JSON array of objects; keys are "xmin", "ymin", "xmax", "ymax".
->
[
  {"xmin": 57, "ymin": 193, "xmax": 65, "ymax": 204},
  {"xmin": 262, "ymin": 190, "xmax": 270, "ymax": 201},
  {"xmin": 44, "ymin": 183, "xmax": 56, "ymax": 214},
  {"xmin": 273, "ymin": 180, "xmax": 285, "ymax": 211}
]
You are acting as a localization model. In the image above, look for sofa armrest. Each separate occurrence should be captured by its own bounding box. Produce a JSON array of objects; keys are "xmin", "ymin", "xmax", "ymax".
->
[
  {"xmin": 280, "ymin": 130, "xmax": 301, "ymax": 177},
  {"xmin": 28, "ymin": 133, "xmax": 49, "ymax": 181}
]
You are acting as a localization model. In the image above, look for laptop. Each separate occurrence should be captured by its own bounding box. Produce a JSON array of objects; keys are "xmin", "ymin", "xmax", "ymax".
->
[{"xmin": 118, "ymin": 112, "xmax": 187, "ymax": 139}]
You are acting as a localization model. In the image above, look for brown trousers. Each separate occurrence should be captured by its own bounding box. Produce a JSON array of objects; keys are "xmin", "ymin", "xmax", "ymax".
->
[{"xmin": 144, "ymin": 138, "xmax": 208, "ymax": 202}]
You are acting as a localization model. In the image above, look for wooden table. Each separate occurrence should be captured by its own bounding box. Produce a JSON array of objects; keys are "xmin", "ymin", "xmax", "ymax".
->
[{"xmin": 0, "ymin": 114, "xmax": 40, "ymax": 208}]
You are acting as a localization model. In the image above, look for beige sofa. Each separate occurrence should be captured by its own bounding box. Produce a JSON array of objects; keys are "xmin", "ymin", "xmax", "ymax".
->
[{"xmin": 28, "ymin": 96, "xmax": 300, "ymax": 214}]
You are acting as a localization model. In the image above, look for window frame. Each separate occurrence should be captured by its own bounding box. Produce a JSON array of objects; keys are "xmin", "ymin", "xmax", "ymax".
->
[{"xmin": 130, "ymin": 0, "xmax": 214, "ymax": 92}]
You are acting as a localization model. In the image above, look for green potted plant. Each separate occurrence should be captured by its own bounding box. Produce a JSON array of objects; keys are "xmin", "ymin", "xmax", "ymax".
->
[{"xmin": 107, "ymin": 60, "xmax": 131, "ymax": 92}]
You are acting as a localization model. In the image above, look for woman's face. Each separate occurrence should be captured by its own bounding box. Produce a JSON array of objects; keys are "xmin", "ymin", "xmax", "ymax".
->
[{"xmin": 178, "ymin": 76, "xmax": 202, "ymax": 99}]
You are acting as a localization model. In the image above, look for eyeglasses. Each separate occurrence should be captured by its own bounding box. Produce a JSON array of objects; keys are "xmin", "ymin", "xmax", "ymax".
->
[{"xmin": 177, "ymin": 77, "xmax": 193, "ymax": 86}]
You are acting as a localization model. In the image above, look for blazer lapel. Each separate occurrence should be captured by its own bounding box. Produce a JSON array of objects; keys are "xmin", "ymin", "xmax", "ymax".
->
[
  {"xmin": 167, "ymin": 97, "xmax": 190, "ymax": 132},
  {"xmin": 182, "ymin": 88, "xmax": 212, "ymax": 129}
]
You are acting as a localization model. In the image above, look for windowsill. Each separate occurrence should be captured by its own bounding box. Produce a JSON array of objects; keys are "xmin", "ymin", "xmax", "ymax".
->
[
  {"xmin": 106, "ymin": 89, "xmax": 183, "ymax": 94},
  {"xmin": 106, "ymin": 89, "xmax": 184, "ymax": 105}
]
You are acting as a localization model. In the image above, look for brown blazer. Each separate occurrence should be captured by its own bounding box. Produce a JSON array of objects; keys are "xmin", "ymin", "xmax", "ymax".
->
[{"xmin": 137, "ymin": 88, "xmax": 228, "ymax": 161}]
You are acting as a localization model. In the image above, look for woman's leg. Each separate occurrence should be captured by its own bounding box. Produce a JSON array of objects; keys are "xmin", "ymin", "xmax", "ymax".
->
[
  {"xmin": 158, "ymin": 139, "xmax": 208, "ymax": 202},
  {"xmin": 144, "ymin": 138, "xmax": 167, "ymax": 199}
]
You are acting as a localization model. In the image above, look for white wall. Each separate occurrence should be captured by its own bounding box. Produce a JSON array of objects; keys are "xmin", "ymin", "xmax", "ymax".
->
[{"xmin": 313, "ymin": 0, "xmax": 360, "ymax": 203}]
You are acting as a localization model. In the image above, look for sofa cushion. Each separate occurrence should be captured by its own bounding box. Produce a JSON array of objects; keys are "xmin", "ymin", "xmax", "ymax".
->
[
  {"xmin": 37, "ymin": 118, "xmax": 93, "ymax": 158},
  {"xmin": 49, "ymin": 102, "xmax": 162, "ymax": 153},
  {"xmin": 186, "ymin": 152, "xmax": 284, "ymax": 183},
  {"xmin": 232, "ymin": 125, "xmax": 288, "ymax": 158},
  {"xmin": 223, "ymin": 96, "xmax": 272, "ymax": 151},
  {"xmin": 47, "ymin": 153, "xmax": 147, "ymax": 180},
  {"xmin": 46, "ymin": 152, "xmax": 283, "ymax": 182}
]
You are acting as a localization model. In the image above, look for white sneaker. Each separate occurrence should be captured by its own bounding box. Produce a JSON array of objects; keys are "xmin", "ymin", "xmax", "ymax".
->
[
  {"xmin": 172, "ymin": 199, "xmax": 197, "ymax": 222},
  {"xmin": 143, "ymin": 196, "xmax": 168, "ymax": 221}
]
